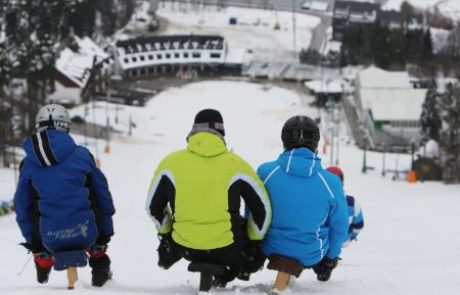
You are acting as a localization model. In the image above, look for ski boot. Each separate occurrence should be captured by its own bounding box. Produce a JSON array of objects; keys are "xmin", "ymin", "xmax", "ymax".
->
[
  {"xmin": 34, "ymin": 252, "xmax": 53, "ymax": 284},
  {"xmin": 88, "ymin": 245, "xmax": 112, "ymax": 287}
]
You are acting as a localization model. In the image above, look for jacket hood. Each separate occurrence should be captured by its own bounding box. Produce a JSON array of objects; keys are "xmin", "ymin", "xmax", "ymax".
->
[
  {"xmin": 187, "ymin": 132, "xmax": 227, "ymax": 157},
  {"xmin": 277, "ymin": 147, "xmax": 322, "ymax": 178},
  {"xmin": 23, "ymin": 130, "xmax": 77, "ymax": 167}
]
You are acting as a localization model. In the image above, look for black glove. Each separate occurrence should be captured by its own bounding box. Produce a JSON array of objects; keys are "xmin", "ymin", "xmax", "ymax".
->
[
  {"xmin": 20, "ymin": 239, "xmax": 47, "ymax": 254},
  {"xmin": 96, "ymin": 235, "xmax": 111, "ymax": 245},
  {"xmin": 157, "ymin": 233, "xmax": 181, "ymax": 270},
  {"xmin": 313, "ymin": 257, "xmax": 338, "ymax": 282}
]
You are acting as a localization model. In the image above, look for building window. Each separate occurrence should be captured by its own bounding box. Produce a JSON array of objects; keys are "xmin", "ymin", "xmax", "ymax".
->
[
  {"xmin": 148, "ymin": 55, "xmax": 154, "ymax": 60},
  {"xmin": 174, "ymin": 53, "xmax": 180, "ymax": 58},
  {"xmin": 124, "ymin": 58, "xmax": 129, "ymax": 63},
  {"xmin": 132, "ymin": 57, "xmax": 138, "ymax": 62},
  {"xmin": 192, "ymin": 52, "xmax": 201, "ymax": 58},
  {"xmin": 140, "ymin": 68, "xmax": 146, "ymax": 75},
  {"xmin": 140, "ymin": 55, "xmax": 145, "ymax": 61},
  {"xmin": 157, "ymin": 54, "xmax": 162, "ymax": 59},
  {"xmin": 166, "ymin": 53, "xmax": 171, "ymax": 59},
  {"xmin": 183, "ymin": 52, "xmax": 189, "ymax": 58},
  {"xmin": 148, "ymin": 67, "xmax": 154, "ymax": 74},
  {"xmin": 210, "ymin": 53, "xmax": 221, "ymax": 58}
]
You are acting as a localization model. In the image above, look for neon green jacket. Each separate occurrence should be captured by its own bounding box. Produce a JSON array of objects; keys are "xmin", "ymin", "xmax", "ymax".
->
[{"xmin": 146, "ymin": 132, "xmax": 271, "ymax": 250}]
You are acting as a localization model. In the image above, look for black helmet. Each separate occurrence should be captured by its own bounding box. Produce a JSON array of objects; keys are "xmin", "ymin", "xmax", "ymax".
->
[{"xmin": 281, "ymin": 116, "xmax": 320, "ymax": 152}]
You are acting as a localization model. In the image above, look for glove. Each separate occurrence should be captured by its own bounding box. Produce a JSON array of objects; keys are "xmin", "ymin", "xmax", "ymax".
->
[
  {"xmin": 20, "ymin": 240, "xmax": 47, "ymax": 254},
  {"xmin": 96, "ymin": 235, "xmax": 111, "ymax": 245},
  {"xmin": 241, "ymin": 240, "xmax": 260, "ymax": 261},
  {"xmin": 313, "ymin": 257, "xmax": 338, "ymax": 282},
  {"xmin": 157, "ymin": 233, "xmax": 181, "ymax": 270}
]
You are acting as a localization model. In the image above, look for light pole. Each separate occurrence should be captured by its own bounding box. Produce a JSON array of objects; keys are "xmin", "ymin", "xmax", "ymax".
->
[{"xmin": 291, "ymin": 0, "xmax": 297, "ymax": 53}]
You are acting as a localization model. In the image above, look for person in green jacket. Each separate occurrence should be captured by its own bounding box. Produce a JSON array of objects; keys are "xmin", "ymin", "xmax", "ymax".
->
[{"xmin": 146, "ymin": 109, "xmax": 272, "ymax": 287}]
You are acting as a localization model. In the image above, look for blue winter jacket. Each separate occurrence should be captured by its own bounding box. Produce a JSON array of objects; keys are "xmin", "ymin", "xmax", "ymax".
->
[
  {"xmin": 14, "ymin": 130, "xmax": 115, "ymax": 253},
  {"xmin": 258, "ymin": 148, "xmax": 348, "ymax": 267},
  {"xmin": 345, "ymin": 195, "xmax": 364, "ymax": 244}
]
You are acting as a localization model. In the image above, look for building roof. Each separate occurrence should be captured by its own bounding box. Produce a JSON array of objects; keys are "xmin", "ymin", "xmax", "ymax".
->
[
  {"xmin": 116, "ymin": 35, "xmax": 225, "ymax": 53},
  {"xmin": 358, "ymin": 66, "xmax": 412, "ymax": 89},
  {"xmin": 75, "ymin": 36, "xmax": 109, "ymax": 63},
  {"xmin": 55, "ymin": 48, "xmax": 93, "ymax": 88},
  {"xmin": 360, "ymin": 88, "xmax": 427, "ymax": 121},
  {"xmin": 334, "ymin": 1, "xmax": 380, "ymax": 14},
  {"xmin": 304, "ymin": 80, "xmax": 343, "ymax": 93},
  {"xmin": 55, "ymin": 37, "xmax": 108, "ymax": 88}
]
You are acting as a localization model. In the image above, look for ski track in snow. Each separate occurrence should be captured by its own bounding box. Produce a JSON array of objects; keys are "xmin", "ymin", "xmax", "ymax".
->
[{"xmin": 1, "ymin": 81, "xmax": 460, "ymax": 295}]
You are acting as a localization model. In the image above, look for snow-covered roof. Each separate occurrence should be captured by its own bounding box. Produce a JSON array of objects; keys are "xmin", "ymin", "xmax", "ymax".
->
[
  {"xmin": 75, "ymin": 36, "xmax": 109, "ymax": 62},
  {"xmin": 360, "ymin": 88, "xmax": 427, "ymax": 121},
  {"xmin": 55, "ymin": 48, "xmax": 93, "ymax": 88},
  {"xmin": 304, "ymin": 80, "xmax": 343, "ymax": 93},
  {"xmin": 358, "ymin": 66, "xmax": 412, "ymax": 89},
  {"xmin": 55, "ymin": 37, "xmax": 108, "ymax": 88}
]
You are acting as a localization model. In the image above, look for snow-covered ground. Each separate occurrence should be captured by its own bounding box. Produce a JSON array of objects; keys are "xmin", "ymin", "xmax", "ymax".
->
[
  {"xmin": 1, "ymin": 81, "xmax": 460, "ymax": 295},
  {"xmin": 155, "ymin": 3, "xmax": 320, "ymax": 62},
  {"xmin": 384, "ymin": 0, "xmax": 460, "ymax": 21}
]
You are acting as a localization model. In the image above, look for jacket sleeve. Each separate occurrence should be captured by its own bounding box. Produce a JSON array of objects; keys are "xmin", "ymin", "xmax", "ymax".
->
[
  {"xmin": 234, "ymin": 158, "xmax": 272, "ymax": 241},
  {"xmin": 325, "ymin": 179, "xmax": 349, "ymax": 260},
  {"xmin": 14, "ymin": 160, "xmax": 36, "ymax": 245},
  {"xmin": 145, "ymin": 160, "xmax": 174, "ymax": 234},
  {"xmin": 88, "ymin": 153, "xmax": 116, "ymax": 237}
]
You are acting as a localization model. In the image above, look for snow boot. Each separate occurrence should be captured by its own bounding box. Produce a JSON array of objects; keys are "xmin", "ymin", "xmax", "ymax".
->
[
  {"xmin": 34, "ymin": 252, "xmax": 53, "ymax": 284},
  {"xmin": 89, "ymin": 254, "xmax": 112, "ymax": 287}
]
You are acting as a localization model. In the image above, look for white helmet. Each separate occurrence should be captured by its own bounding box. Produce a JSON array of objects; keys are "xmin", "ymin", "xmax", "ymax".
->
[{"xmin": 35, "ymin": 104, "xmax": 71, "ymax": 132}]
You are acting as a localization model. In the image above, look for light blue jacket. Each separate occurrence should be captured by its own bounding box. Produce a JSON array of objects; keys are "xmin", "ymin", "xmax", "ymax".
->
[{"xmin": 258, "ymin": 148, "xmax": 348, "ymax": 267}]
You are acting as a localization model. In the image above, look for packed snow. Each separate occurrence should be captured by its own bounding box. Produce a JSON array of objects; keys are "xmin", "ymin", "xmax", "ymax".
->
[
  {"xmin": 155, "ymin": 3, "xmax": 320, "ymax": 61},
  {"xmin": 1, "ymin": 81, "xmax": 460, "ymax": 295}
]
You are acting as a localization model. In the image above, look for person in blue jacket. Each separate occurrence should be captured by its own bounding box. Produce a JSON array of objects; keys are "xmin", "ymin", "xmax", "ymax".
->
[
  {"xmin": 258, "ymin": 116, "xmax": 348, "ymax": 294},
  {"xmin": 326, "ymin": 166, "xmax": 364, "ymax": 247},
  {"xmin": 14, "ymin": 104, "xmax": 115, "ymax": 287}
]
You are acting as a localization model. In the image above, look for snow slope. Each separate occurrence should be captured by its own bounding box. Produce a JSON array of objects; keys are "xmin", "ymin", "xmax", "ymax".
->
[
  {"xmin": 1, "ymin": 81, "xmax": 460, "ymax": 295},
  {"xmin": 155, "ymin": 3, "xmax": 320, "ymax": 61}
]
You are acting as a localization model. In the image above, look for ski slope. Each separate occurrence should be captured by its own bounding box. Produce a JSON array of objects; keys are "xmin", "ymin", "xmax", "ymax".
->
[
  {"xmin": 1, "ymin": 81, "xmax": 460, "ymax": 295},
  {"xmin": 155, "ymin": 3, "xmax": 320, "ymax": 62}
]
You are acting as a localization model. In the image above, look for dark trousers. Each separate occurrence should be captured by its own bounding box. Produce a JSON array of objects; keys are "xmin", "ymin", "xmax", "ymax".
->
[
  {"xmin": 158, "ymin": 234, "xmax": 266, "ymax": 283},
  {"xmin": 176, "ymin": 242, "xmax": 241, "ymax": 283}
]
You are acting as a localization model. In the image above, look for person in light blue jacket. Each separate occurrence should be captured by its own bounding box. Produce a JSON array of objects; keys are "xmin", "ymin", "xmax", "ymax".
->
[
  {"xmin": 326, "ymin": 166, "xmax": 364, "ymax": 247},
  {"xmin": 258, "ymin": 116, "xmax": 348, "ymax": 294}
]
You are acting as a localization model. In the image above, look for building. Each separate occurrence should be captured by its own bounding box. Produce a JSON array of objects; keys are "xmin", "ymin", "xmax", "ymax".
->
[
  {"xmin": 114, "ymin": 35, "xmax": 247, "ymax": 79},
  {"xmin": 47, "ymin": 37, "xmax": 111, "ymax": 106},
  {"xmin": 354, "ymin": 66, "xmax": 427, "ymax": 149},
  {"xmin": 333, "ymin": 1, "xmax": 380, "ymax": 40},
  {"xmin": 333, "ymin": 1, "xmax": 424, "ymax": 40},
  {"xmin": 378, "ymin": 10, "xmax": 424, "ymax": 31},
  {"xmin": 304, "ymin": 79, "xmax": 343, "ymax": 107}
]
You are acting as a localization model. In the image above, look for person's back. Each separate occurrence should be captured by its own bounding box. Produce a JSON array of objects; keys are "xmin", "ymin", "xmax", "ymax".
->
[
  {"xmin": 19, "ymin": 130, "xmax": 103, "ymax": 250},
  {"xmin": 149, "ymin": 131, "xmax": 269, "ymax": 250},
  {"xmin": 259, "ymin": 148, "xmax": 347, "ymax": 266},
  {"xmin": 146, "ymin": 109, "xmax": 271, "ymax": 288},
  {"xmin": 15, "ymin": 104, "xmax": 115, "ymax": 287},
  {"xmin": 258, "ymin": 116, "xmax": 348, "ymax": 294}
]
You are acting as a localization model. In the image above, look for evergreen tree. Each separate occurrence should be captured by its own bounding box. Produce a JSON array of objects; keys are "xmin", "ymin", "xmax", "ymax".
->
[
  {"xmin": 420, "ymin": 87, "xmax": 442, "ymax": 141},
  {"xmin": 440, "ymin": 83, "xmax": 460, "ymax": 181},
  {"xmin": 422, "ymin": 29, "xmax": 434, "ymax": 60},
  {"xmin": 440, "ymin": 83, "xmax": 460, "ymax": 146}
]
